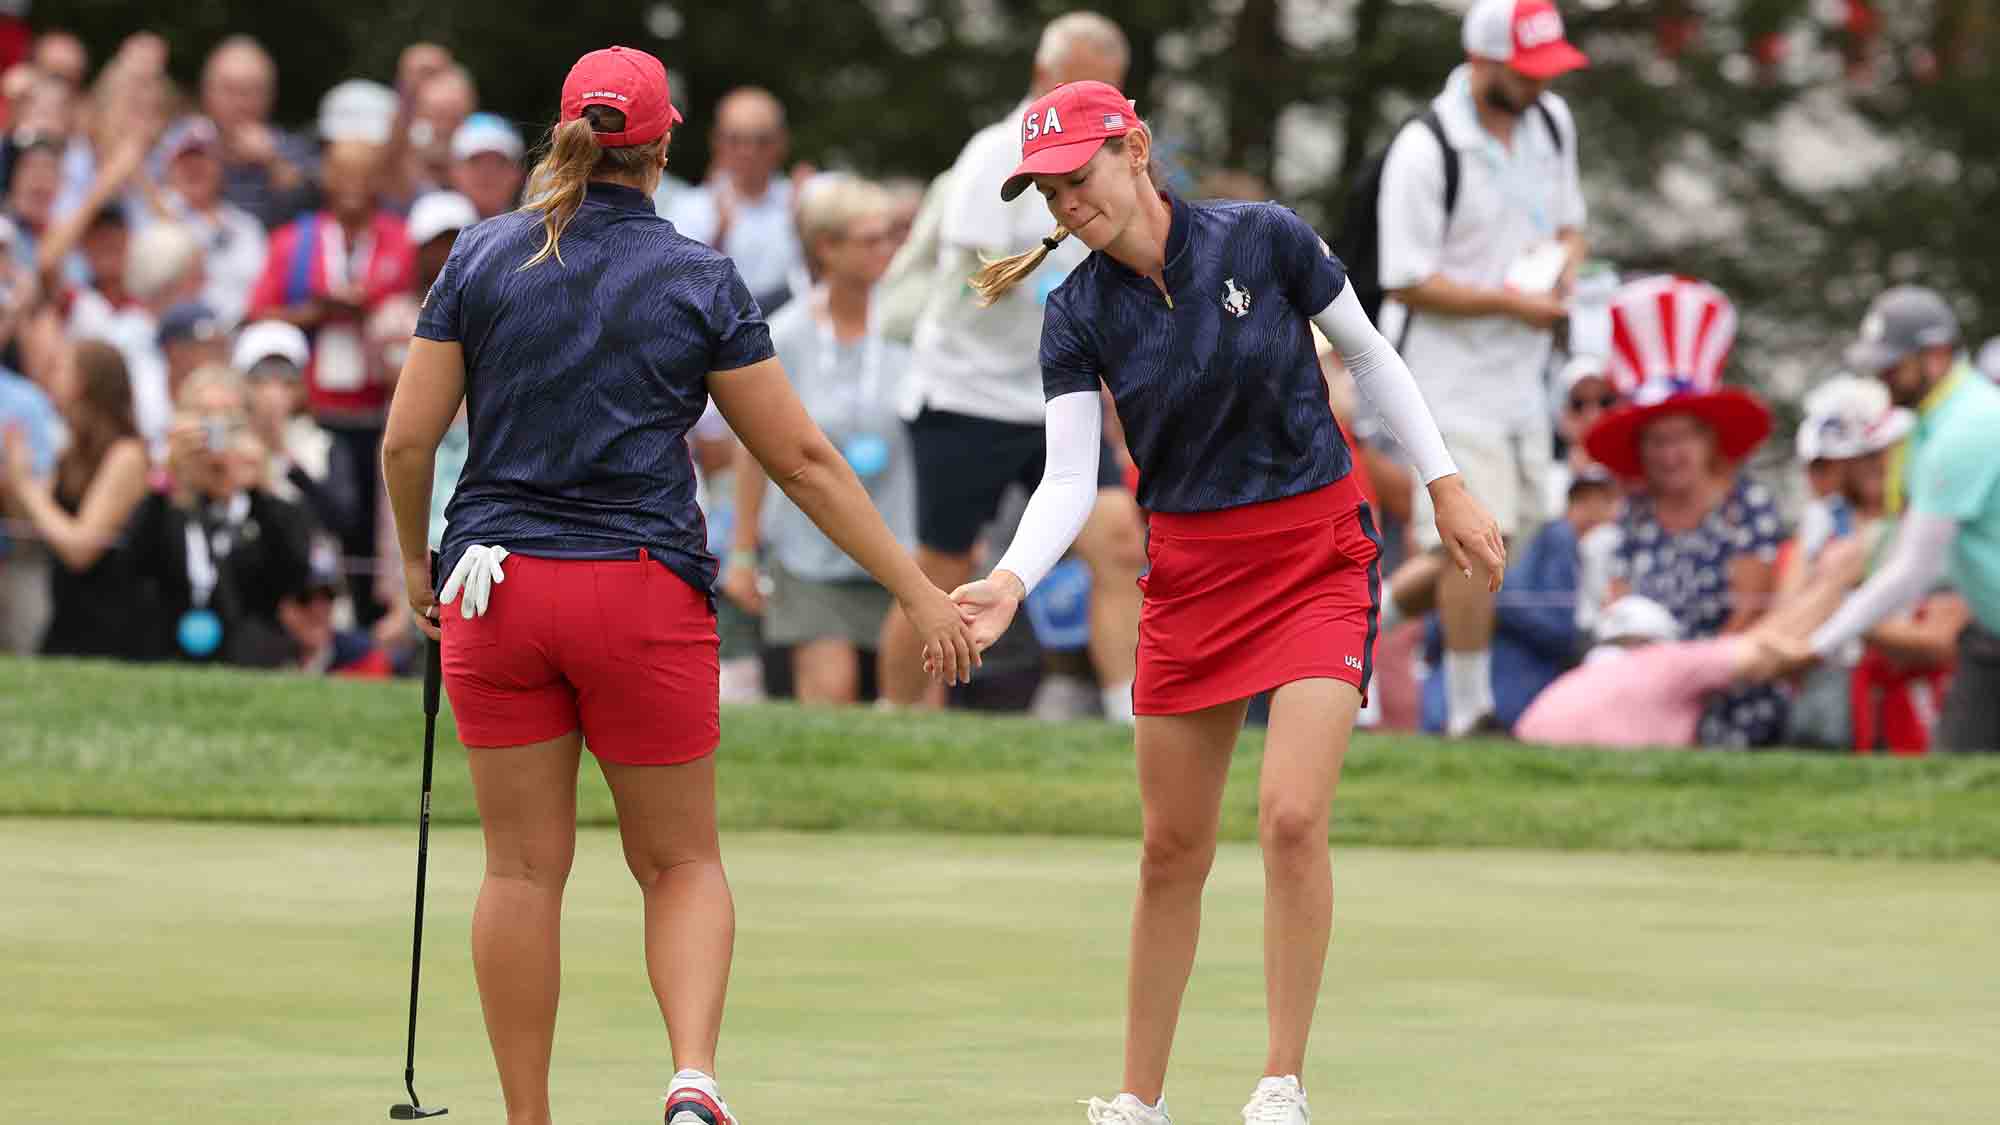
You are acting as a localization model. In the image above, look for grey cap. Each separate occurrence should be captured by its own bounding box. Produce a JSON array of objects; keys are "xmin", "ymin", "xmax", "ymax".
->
[{"xmin": 1845, "ymin": 285, "xmax": 1959, "ymax": 374}]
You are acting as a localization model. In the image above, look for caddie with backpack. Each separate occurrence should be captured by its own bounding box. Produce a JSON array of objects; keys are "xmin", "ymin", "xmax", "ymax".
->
[{"xmin": 1335, "ymin": 0, "xmax": 1591, "ymax": 739}]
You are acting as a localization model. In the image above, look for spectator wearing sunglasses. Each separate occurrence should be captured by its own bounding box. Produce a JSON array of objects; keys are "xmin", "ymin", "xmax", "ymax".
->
[
  {"xmin": 662, "ymin": 86, "xmax": 805, "ymax": 314},
  {"xmin": 1547, "ymin": 353, "xmax": 1620, "ymax": 512}
]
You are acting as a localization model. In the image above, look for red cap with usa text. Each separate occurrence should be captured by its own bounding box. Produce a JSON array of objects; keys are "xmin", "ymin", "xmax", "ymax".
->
[
  {"xmin": 1000, "ymin": 80, "xmax": 1139, "ymax": 202},
  {"xmin": 561, "ymin": 46, "xmax": 683, "ymax": 148},
  {"xmin": 1462, "ymin": 0, "xmax": 1590, "ymax": 80}
]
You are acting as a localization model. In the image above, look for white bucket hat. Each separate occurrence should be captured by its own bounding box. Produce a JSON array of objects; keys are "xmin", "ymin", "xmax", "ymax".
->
[{"xmin": 1795, "ymin": 375, "xmax": 1914, "ymax": 463}]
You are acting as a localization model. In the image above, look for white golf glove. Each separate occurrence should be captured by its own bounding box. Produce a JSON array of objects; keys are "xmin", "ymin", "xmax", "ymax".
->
[{"xmin": 439, "ymin": 545, "xmax": 509, "ymax": 619}]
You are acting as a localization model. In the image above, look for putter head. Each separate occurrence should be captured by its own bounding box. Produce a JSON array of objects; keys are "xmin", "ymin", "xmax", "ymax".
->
[{"xmin": 389, "ymin": 1105, "xmax": 447, "ymax": 1119}]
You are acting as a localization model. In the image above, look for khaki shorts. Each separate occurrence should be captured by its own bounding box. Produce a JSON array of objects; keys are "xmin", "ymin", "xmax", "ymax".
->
[{"xmin": 1412, "ymin": 426, "xmax": 1553, "ymax": 549}]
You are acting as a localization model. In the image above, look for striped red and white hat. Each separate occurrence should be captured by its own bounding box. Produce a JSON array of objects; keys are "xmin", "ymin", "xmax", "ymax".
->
[{"xmin": 1584, "ymin": 275, "xmax": 1772, "ymax": 479}]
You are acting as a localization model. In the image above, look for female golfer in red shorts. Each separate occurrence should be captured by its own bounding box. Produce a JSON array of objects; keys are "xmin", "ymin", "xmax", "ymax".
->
[
  {"xmin": 952, "ymin": 81, "xmax": 1505, "ymax": 1125},
  {"xmin": 381, "ymin": 46, "xmax": 974, "ymax": 1125}
]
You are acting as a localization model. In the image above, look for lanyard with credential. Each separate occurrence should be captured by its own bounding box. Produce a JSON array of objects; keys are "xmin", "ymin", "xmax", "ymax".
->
[
  {"xmin": 178, "ymin": 494, "xmax": 250, "ymax": 656},
  {"xmin": 810, "ymin": 285, "xmax": 891, "ymax": 480},
  {"xmin": 315, "ymin": 221, "xmax": 375, "ymax": 393},
  {"xmin": 1884, "ymin": 365, "xmax": 1965, "ymax": 517},
  {"xmin": 811, "ymin": 285, "xmax": 887, "ymax": 407},
  {"xmin": 319, "ymin": 219, "xmax": 374, "ymax": 291}
]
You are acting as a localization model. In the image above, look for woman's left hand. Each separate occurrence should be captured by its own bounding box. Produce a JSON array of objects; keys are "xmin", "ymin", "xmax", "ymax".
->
[
  {"xmin": 950, "ymin": 570, "xmax": 1026, "ymax": 654},
  {"xmin": 404, "ymin": 555, "xmax": 440, "ymax": 642},
  {"xmin": 1429, "ymin": 475, "xmax": 1507, "ymax": 593}
]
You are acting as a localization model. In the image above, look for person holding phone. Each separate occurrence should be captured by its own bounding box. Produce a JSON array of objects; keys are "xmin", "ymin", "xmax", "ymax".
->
[{"xmin": 127, "ymin": 363, "xmax": 315, "ymax": 665}]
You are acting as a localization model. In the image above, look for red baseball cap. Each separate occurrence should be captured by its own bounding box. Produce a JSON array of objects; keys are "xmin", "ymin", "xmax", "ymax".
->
[
  {"xmin": 560, "ymin": 46, "xmax": 683, "ymax": 147},
  {"xmin": 1463, "ymin": 0, "xmax": 1590, "ymax": 80},
  {"xmin": 999, "ymin": 81, "xmax": 1139, "ymax": 202}
]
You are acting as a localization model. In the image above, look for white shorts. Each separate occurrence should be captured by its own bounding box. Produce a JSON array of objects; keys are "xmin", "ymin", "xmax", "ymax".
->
[{"xmin": 1412, "ymin": 424, "xmax": 1553, "ymax": 549}]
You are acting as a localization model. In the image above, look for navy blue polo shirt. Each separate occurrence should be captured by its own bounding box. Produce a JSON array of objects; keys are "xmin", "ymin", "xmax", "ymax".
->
[
  {"xmin": 1041, "ymin": 196, "xmax": 1354, "ymax": 514},
  {"xmin": 415, "ymin": 180, "xmax": 774, "ymax": 594}
]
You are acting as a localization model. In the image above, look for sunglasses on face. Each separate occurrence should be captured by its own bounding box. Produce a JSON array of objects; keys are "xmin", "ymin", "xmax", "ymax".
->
[{"xmin": 1568, "ymin": 393, "xmax": 1620, "ymax": 412}]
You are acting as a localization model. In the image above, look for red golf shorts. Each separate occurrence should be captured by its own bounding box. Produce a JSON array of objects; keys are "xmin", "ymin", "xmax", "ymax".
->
[{"xmin": 440, "ymin": 550, "xmax": 720, "ymax": 765}]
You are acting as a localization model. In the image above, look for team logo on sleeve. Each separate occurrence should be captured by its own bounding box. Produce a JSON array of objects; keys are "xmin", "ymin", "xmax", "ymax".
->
[{"xmin": 1222, "ymin": 277, "xmax": 1251, "ymax": 318}]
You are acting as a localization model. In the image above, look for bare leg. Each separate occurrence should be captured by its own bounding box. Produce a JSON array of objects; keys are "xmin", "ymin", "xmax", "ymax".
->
[
  {"xmin": 600, "ymin": 755, "xmax": 736, "ymax": 1077},
  {"xmin": 1073, "ymin": 487, "xmax": 1147, "ymax": 699},
  {"xmin": 467, "ymin": 733, "xmax": 585, "ymax": 1125},
  {"xmin": 877, "ymin": 546, "xmax": 972, "ymax": 707},
  {"xmin": 1437, "ymin": 567, "xmax": 1497, "ymax": 652},
  {"xmin": 1258, "ymin": 679, "xmax": 1361, "ymax": 1081},
  {"xmin": 792, "ymin": 638, "xmax": 861, "ymax": 705},
  {"xmin": 1384, "ymin": 551, "xmax": 1443, "ymax": 620},
  {"xmin": 1121, "ymin": 698, "xmax": 1247, "ymax": 1104}
]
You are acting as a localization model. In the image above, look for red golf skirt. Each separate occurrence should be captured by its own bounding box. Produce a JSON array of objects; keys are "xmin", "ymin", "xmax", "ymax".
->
[
  {"xmin": 441, "ymin": 549, "xmax": 720, "ymax": 765},
  {"xmin": 1135, "ymin": 475, "xmax": 1381, "ymax": 716}
]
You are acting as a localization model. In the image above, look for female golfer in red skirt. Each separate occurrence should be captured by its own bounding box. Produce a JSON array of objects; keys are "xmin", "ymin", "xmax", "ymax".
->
[
  {"xmin": 953, "ymin": 81, "xmax": 1505, "ymax": 1125},
  {"xmin": 381, "ymin": 47, "xmax": 974, "ymax": 1125}
]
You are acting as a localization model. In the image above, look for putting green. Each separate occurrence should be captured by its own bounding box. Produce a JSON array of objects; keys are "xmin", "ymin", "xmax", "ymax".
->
[{"xmin": 3, "ymin": 819, "xmax": 1995, "ymax": 1123}]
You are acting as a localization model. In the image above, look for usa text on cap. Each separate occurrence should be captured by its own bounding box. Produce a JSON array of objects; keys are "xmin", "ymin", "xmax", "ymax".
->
[
  {"xmin": 1000, "ymin": 80, "xmax": 1139, "ymax": 202},
  {"xmin": 1464, "ymin": 0, "xmax": 1590, "ymax": 79}
]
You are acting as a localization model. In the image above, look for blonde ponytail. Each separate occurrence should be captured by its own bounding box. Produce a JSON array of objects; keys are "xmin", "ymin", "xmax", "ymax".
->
[
  {"xmin": 519, "ymin": 118, "xmax": 600, "ymax": 269},
  {"xmin": 971, "ymin": 226, "xmax": 1070, "ymax": 306},
  {"xmin": 519, "ymin": 107, "xmax": 668, "ymax": 270}
]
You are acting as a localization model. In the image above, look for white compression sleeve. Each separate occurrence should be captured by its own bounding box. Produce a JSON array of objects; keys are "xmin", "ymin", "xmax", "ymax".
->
[
  {"xmin": 1310, "ymin": 282, "xmax": 1458, "ymax": 485},
  {"xmin": 991, "ymin": 391, "xmax": 1104, "ymax": 595},
  {"xmin": 1808, "ymin": 511, "xmax": 1957, "ymax": 657}
]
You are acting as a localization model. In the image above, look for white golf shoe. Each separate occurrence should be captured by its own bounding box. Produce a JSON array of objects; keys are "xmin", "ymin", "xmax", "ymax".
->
[
  {"xmin": 664, "ymin": 1068, "xmax": 737, "ymax": 1125},
  {"xmin": 1241, "ymin": 1075, "xmax": 1310, "ymax": 1125},
  {"xmin": 1082, "ymin": 1092, "xmax": 1171, "ymax": 1125}
]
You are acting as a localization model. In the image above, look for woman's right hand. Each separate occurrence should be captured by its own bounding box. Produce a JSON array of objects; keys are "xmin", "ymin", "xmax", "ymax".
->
[
  {"xmin": 901, "ymin": 584, "xmax": 978, "ymax": 686},
  {"xmin": 404, "ymin": 555, "xmax": 441, "ymax": 642},
  {"xmin": 1429, "ymin": 475, "xmax": 1507, "ymax": 593},
  {"xmin": 720, "ymin": 560, "xmax": 766, "ymax": 615},
  {"xmin": 949, "ymin": 570, "xmax": 1026, "ymax": 655}
]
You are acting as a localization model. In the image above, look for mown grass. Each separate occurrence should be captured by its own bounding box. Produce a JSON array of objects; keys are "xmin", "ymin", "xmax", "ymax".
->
[
  {"xmin": 4, "ymin": 655, "xmax": 1998, "ymax": 857},
  {"xmin": 8, "ymin": 820, "xmax": 1997, "ymax": 1124}
]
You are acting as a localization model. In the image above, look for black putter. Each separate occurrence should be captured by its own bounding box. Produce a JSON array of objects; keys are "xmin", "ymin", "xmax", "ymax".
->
[{"xmin": 391, "ymin": 635, "xmax": 448, "ymax": 1120}]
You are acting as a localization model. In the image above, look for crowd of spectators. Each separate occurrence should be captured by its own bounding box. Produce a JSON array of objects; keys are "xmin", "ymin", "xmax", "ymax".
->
[{"xmin": 0, "ymin": 16, "xmax": 1995, "ymax": 752}]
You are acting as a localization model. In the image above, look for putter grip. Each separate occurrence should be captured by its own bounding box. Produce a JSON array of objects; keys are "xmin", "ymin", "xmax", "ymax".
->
[{"xmin": 423, "ymin": 637, "xmax": 442, "ymax": 717}]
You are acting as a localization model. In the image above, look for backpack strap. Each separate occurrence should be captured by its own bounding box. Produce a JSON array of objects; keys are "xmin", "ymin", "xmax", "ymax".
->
[
  {"xmin": 1531, "ymin": 98, "xmax": 1567, "ymax": 155},
  {"xmin": 1416, "ymin": 109, "xmax": 1460, "ymax": 226},
  {"xmin": 1392, "ymin": 109, "xmax": 1461, "ymax": 350}
]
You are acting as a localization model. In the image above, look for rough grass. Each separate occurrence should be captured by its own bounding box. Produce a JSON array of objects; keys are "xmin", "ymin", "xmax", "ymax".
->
[{"xmin": 4, "ymin": 655, "xmax": 1998, "ymax": 857}]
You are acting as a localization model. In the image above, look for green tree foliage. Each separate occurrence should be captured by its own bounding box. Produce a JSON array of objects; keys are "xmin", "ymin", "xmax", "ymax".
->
[{"xmin": 40, "ymin": 0, "xmax": 1995, "ymax": 384}]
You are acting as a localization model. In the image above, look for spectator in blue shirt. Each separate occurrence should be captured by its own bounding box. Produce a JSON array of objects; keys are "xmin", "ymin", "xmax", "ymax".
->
[
  {"xmin": 1421, "ymin": 467, "xmax": 1619, "ymax": 733},
  {"xmin": 1493, "ymin": 466, "xmax": 1619, "ymax": 728}
]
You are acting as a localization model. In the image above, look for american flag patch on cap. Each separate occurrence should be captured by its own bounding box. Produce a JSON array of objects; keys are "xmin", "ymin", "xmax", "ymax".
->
[{"xmin": 1102, "ymin": 113, "xmax": 1124, "ymax": 129}]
